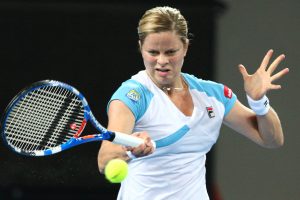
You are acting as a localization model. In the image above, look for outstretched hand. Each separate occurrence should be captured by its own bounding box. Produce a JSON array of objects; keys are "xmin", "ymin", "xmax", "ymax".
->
[{"xmin": 238, "ymin": 49, "xmax": 289, "ymax": 100}]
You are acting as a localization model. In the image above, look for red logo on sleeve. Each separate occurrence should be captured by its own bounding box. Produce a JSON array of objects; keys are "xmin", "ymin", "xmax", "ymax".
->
[{"xmin": 224, "ymin": 85, "xmax": 232, "ymax": 99}]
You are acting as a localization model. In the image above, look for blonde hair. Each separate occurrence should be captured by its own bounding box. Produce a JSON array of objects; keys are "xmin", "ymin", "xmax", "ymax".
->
[{"xmin": 138, "ymin": 6, "xmax": 189, "ymax": 45}]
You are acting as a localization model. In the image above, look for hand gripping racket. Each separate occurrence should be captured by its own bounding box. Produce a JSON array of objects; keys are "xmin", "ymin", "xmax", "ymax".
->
[{"xmin": 1, "ymin": 80, "xmax": 146, "ymax": 156}]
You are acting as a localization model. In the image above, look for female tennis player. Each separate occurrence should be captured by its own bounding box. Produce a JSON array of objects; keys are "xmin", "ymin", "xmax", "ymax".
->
[{"xmin": 98, "ymin": 6, "xmax": 289, "ymax": 200}]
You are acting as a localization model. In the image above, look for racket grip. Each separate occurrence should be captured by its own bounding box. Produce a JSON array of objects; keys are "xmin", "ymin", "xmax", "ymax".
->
[{"xmin": 112, "ymin": 131, "xmax": 156, "ymax": 149}]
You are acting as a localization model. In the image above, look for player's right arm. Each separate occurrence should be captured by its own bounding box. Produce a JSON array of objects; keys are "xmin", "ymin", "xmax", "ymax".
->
[{"xmin": 97, "ymin": 100, "xmax": 154, "ymax": 173}]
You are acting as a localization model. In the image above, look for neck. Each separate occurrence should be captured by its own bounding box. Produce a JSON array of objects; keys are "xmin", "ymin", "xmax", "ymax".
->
[
  {"xmin": 162, "ymin": 86, "xmax": 184, "ymax": 92},
  {"xmin": 145, "ymin": 71, "xmax": 188, "ymax": 93},
  {"xmin": 161, "ymin": 77, "xmax": 188, "ymax": 93}
]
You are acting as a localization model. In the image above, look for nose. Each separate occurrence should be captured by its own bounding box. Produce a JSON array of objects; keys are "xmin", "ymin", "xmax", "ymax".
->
[{"xmin": 157, "ymin": 54, "xmax": 169, "ymax": 66}]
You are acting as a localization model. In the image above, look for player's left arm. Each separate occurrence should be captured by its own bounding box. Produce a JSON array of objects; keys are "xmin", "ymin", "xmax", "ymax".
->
[
  {"xmin": 224, "ymin": 100, "xmax": 284, "ymax": 148},
  {"xmin": 223, "ymin": 49, "xmax": 289, "ymax": 148}
]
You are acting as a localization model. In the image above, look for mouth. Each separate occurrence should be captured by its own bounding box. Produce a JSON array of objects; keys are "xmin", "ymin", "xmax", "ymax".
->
[
  {"xmin": 155, "ymin": 68, "xmax": 170, "ymax": 77},
  {"xmin": 156, "ymin": 68, "xmax": 170, "ymax": 72}
]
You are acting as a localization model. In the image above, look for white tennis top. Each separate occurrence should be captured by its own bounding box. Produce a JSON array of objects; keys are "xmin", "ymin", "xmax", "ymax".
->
[{"xmin": 109, "ymin": 70, "xmax": 237, "ymax": 200}]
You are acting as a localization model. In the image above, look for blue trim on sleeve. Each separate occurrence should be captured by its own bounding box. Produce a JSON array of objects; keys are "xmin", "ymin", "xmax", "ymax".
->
[
  {"xmin": 108, "ymin": 79, "xmax": 153, "ymax": 122},
  {"xmin": 182, "ymin": 73, "xmax": 237, "ymax": 116},
  {"xmin": 224, "ymin": 95, "xmax": 237, "ymax": 116},
  {"xmin": 155, "ymin": 125, "xmax": 190, "ymax": 148}
]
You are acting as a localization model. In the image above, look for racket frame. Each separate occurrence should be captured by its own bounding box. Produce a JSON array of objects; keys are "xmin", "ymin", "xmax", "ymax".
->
[{"xmin": 1, "ymin": 80, "xmax": 144, "ymax": 156}]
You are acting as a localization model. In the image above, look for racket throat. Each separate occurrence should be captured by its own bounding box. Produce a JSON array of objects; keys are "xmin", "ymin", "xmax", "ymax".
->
[
  {"xmin": 103, "ymin": 131, "xmax": 116, "ymax": 142},
  {"xmin": 74, "ymin": 120, "xmax": 87, "ymax": 138}
]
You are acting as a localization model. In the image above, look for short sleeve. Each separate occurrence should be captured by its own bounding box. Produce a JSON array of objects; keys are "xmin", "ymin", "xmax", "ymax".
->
[
  {"xmin": 107, "ymin": 79, "xmax": 154, "ymax": 122},
  {"xmin": 220, "ymin": 84, "xmax": 237, "ymax": 116},
  {"xmin": 183, "ymin": 73, "xmax": 237, "ymax": 117}
]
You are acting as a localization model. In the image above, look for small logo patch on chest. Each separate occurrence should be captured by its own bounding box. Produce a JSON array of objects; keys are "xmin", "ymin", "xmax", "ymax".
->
[{"xmin": 206, "ymin": 106, "xmax": 215, "ymax": 118}]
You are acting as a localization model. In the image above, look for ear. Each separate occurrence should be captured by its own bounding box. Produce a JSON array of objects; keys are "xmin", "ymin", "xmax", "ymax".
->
[
  {"xmin": 138, "ymin": 40, "xmax": 142, "ymax": 52},
  {"xmin": 183, "ymin": 39, "xmax": 189, "ymax": 56}
]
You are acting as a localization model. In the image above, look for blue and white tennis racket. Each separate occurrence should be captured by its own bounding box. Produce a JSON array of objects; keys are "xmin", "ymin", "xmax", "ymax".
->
[{"xmin": 1, "ymin": 80, "xmax": 145, "ymax": 156}]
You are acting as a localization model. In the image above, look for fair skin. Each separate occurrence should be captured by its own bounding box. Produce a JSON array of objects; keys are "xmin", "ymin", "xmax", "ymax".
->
[
  {"xmin": 224, "ymin": 49, "xmax": 289, "ymax": 148},
  {"xmin": 140, "ymin": 31, "xmax": 193, "ymax": 116},
  {"xmin": 98, "ymin": 31, "xmax": 289, "ymax": 172}
]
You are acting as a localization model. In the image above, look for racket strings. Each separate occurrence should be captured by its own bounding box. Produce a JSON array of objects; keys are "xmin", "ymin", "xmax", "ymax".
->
[
  {"xmin": 7, "ymin": 86, "xmax": 82, "ymax": 151},
  {"xmin": 7, "ymin": 86, "xmax": 67, "ymax": 150},
  {"xmin": 44, "ymin": 89, "xmax": 83, "ymax": 147},
  {"xmin": 5, "ymin": 94, "xmax": 47, "ymax": 149},
  {"xmin": 5, "ymin": 85, "xmax": 85, "ymax": 152},
  {"xmin": 8, "ymin": 87, "xmax": 65, "ymax": 145}
]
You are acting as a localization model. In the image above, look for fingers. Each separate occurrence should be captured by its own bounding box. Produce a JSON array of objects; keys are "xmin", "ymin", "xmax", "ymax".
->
[
  {"xmin": 260, "ymin": 49, "xmax": 274, "ymax": 70},
  {"xmin": 239, "ymin": 50, "xmax": 288, "ymax": 78},
  {"xmin": 271, "ymin": 67, "xmax": 290, "ymax": 82},
  {"xmin": 238, "ymin": 64, "xmax": 249, "ymax": 80},
  {"xmin": 270, "ymin": 84, "xmax": 282, "ymax": 90},
  {"xmin": 267, "ymin": 54, "xmax": 286, "ymax": 74},
  {"xmin": 131, "ymin": 143, "xmax": 153, "ymax": 157},
  {"xmin": 237, "ymin": 50, "xmax": 288, "ymax": 97},
  {"xmin": 127, "ymin": 131, "xmax": 155, "ymax": 158}
]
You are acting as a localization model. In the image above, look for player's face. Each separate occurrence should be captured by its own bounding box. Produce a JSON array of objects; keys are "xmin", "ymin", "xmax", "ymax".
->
[{"xmin": 140, "ymin": 31, "xmax": 188, "ymax": 88}]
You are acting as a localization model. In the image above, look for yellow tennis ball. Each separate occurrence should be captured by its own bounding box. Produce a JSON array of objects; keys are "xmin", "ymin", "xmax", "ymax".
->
[{"xmin": 105, "ymin": 159, "xmax": 128, "ymax": 183}]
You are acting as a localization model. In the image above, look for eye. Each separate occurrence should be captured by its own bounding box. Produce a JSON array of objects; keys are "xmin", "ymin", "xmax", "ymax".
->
[
  {"xmin": 147, "ymin": 50, "xmax": 159, "ymax": 56},
  {"xmin": 165, "ymin": 49, "xmax": 178, "ymax": 56}
]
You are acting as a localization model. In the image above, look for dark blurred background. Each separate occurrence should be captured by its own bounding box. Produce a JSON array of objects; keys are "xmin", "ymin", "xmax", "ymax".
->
[{"xmin": 0, "ymin": 1, "xmax": 225, "ymax": 199}]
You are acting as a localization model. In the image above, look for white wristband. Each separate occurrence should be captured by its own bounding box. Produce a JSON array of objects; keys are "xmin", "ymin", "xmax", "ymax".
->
[
  {"xmin": 126, "ymin": 151, "xmax": 137, "ymax": 160},
  {"xmin": 246, "ymin": 95, "xmax": 270, "ymax": 116}
]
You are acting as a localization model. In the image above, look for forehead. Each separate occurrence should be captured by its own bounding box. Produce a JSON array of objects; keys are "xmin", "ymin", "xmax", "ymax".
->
[{"xmin": 142, "ymin": 31, "xmax": 183, "ymax": 49}]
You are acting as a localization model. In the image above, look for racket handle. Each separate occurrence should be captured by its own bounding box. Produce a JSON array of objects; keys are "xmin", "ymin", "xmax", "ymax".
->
[{"xmin": 112, "ymin": 131, "xmax": 155, "ymax": 148}]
